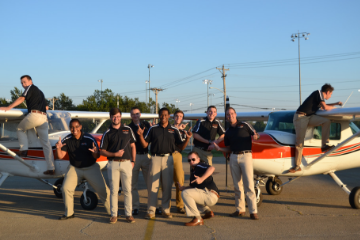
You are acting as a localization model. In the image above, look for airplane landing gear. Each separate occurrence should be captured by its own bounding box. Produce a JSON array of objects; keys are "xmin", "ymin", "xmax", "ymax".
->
[
  {"xmin": 79, "ymin": 181, "xmax": 98, "ymax": 210},
  {"xmin": 53, "ymin": 178, "xmax": 64, "ymax": 198},
  {"xmin": 254, "ymin": 180, "xmax": 263, "ymax": 207},
  {"xmin": 266, "ymin": 177, "xmax": 283, "ymax": 195},
  {"xmin": 349, "ymin": 187, "xmax": 360, "ymax": 209}
]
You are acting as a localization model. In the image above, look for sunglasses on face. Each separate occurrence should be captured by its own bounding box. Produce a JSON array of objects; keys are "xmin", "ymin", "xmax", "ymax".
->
[{"xmin": 188, "ymin": 158, "xmax": 197, "ymax": 162}]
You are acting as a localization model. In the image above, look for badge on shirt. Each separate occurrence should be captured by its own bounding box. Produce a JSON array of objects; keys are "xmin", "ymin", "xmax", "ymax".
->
[
  {"xmin": 81, "ymin": 143, "xmax": 87, "ymax": 146},
  {"xmin": 212, "ymin": 124, "xmax": 218, "ymax": 128},
  {"xmin": 122, "ymin": 130, "xmax": 129, "ymax": 134},
  {"xmin": 237, "ymin": 124, "xmax": 244, "ymax": 128},
  {"xmin": 168, "ymin": 129, "xmax": 175, "ymax": 134}
]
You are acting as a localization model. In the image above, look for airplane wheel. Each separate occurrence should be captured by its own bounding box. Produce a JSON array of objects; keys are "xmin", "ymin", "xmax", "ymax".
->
[
  {"xmin": 266, "ymin": 177, "xmax": 283, "ymax": 195},
  {"xmin": 53, "ymin": 178, "xmax": 64, "ymax": 198},
  {"xmin": 80, "ymin": 190, "xmax": 98, "ymax": 210},
  {"xmin": 349, "ymin": 187, "xmax": 360, "ymax": 209},
  {"xmin": 255, "ymin": 188, "xmax": 263, "ymax": 207}
]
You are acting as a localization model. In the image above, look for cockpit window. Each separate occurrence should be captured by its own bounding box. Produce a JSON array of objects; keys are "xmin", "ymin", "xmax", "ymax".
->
[
  {"xmin": 350, "ymin": 122, "xmax": 360, "ymax": 136},
  {"xmin": 47, "ymin": 111, "xmax": 71, "ymax": 134},
  {"xmin": 313, "ymin": 123, "xmax": 341, "ymax": 140},
  {"xmin": 265, "ymin": 111, "xmax": 295, "ymax": 134}
]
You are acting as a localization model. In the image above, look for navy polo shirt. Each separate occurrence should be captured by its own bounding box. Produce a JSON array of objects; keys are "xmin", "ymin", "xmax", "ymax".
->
[
  {"xmin": 224, "ymin": 121, "xmax": 256, "ymax": 152},
  {"xmin": 297, "ymin": 90, "xmax": 324, "ymax": 116},
  {"xmin": 21, "ymin": 84, "xmax": 47, "ymax": 113},
  {"xmin": 128, "ymin": 121, "xmax": 150, "ymax": 154},
  {"xmin": 190, "ymin": 163, "xmax": 219, "ymax": 195},
  {"xmin": 192, "ymin": 117, "xmax": 225, "ymax": 149}
]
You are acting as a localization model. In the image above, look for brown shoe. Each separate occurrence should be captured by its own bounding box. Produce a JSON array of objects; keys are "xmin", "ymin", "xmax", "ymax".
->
[
  {"xmin": 202, "ymin": 211, "xmax": 214, "ymax": 219},
  {"xmin": 229, "ymin": 211, "xmax": 246, "ymax": 217},
  {"xmin": 185, "ymin": 217, "xmax": 204, "ymax": 226},
  {"xmin": 109, "ymin": 216, "xmax": 117, "ymax": 224},
  {"xmin": 250, "ymin": 213, "xmax": 259, "ymax": 220},
  {"xmin": 144, "ymin": 213, "xmax": 155, "ymax": 220},
  {"xmin": 43, "ymin": 170, "xmax": 55, "ymax": 175},
  {"xmin": 321, "ymin": 144, "xmax": 335, "ymax": 152},
  {"xmin": 177, "ymin": 207, "xmax": 186, "ymax": 214},
  {"xmin": 288, "ymin": 166, "xmax": 301, "ymax": 173},
  {"xmin": 161, "ymin": 212, "xmax": 173, "ymax": 219},
  {"xmin": 126, "ymin": 216, "xmax": 135, "ymax": 223},
  {"xmin": 16, "ymin": 150, "xmax": 28, "ymax": 158}
]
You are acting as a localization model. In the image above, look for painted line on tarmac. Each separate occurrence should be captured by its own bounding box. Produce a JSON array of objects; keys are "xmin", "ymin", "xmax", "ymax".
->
[{"xmin": 144, "ymin": 219, "xmax": 155, "ymax": 240}]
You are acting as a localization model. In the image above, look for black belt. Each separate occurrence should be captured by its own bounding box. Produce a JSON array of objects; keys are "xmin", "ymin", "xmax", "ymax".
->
[
  {"xmin": 195, "ymin": 146, "xmax": 211, "ymax": 152},
  {"xmin": 232, "ymin": 151, "xmax": 252, "ymax": 155},
  {"xmin": 151, "ymin": 153, "xmax": 172, "ymax": 157},
  {"xmin": 136, "ymin": 152, "xmax": 148, "ymax": 155},
  {"xmin": 108, "ymin": 159, "xmax": 130, "ymax": 162},
  {"xmin": 31, "ymin": 110, "xmax": 46, "ymax": 115},
  {"xmin": 296, "ymin": 111, "xmax": 308, "ymax": 116}
]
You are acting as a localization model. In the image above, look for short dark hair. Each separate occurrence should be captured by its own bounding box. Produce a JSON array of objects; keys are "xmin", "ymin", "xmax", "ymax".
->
[
  {"xmin": 321, "ymin": 84, "xmax": 334, "ymax": 93},
  {"xmin": 187, "ymin": 151, "xmax": 200, "ymax": 158},
  {"xmin": 207, "ymin": 105, "xmax": 217, "ymax": 111},
  {"xmin": 130, "ymin": 107, "xmax": 141, "ymax": 113},
  {"xmin": 226, "ymin": 107, "xmax": 236, "ymax": 114},
  {"xmin": 69, "ymin": 118, "xmax": 81, "ymax": 126},
  {"xmin": 20, "ymin": 75, "xmax": 32, "ymax": 81},
  {"xmin": 159, "ymin": 107, "xmax": 170, "ymax": 116},
  {"xmin": 174, "ymin": 110, "xmax": 184, "ymax": 118},
  {"xmin": 110, "ymin": 107, "xmax": 122, "ymax": 116}
]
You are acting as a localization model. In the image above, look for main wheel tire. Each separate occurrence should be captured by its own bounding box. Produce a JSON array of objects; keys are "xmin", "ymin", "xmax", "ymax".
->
[
  {"xmin": 266, "ymin": 177, "xmax": 283, "ymax": 195},
  {"xmin": 349, "ymin": 186, "xmax": 360, "ymax": 209},
  {"xmin": 80, "ymin": 190, "xmax": 98, "ymax": 210},
  {"xmin": 53, "ymin": 178, "xmax": 64, "ymax": 198},
  {"xmin": 255, "ymin": 188, "xmax": 263, "ymax": 207}
]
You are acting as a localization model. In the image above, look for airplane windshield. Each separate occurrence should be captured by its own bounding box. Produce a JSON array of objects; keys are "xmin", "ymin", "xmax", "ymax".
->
[
  {"xmin": 265, "ymin": 111, "xmax": 295, "ymax": 134},
  {"xmin": 47, "ymin": 112, "xmax": 71, "ymax": 134}
]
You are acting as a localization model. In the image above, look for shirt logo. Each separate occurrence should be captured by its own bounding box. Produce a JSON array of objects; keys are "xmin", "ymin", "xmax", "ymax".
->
[
  {"xmin": 168, "ymin": 129, "xmax": 175, "ymax": 134},
  {"xmin": 81, "ymin": 143, "xmax": 87, "ymax": 146},
  {"xmin": 122, "ymin": 130, "xmax": 129, "ymax": 134},
  {"xmin": 212, "ymin": 124, "xmax": 218, "ymax": 128},
  {"xmin": 237, "ymin": 124, "xmax": 244, "ymax": 128}
]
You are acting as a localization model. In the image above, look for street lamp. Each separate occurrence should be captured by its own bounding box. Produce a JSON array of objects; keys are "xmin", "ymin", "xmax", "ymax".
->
[
  {"xmin": 148, "ymin": 64, "xmax": 154, "ymax": 103},
  {"xmin": 98, "ymin": 79, "xmax": 103, "ymax": 101},
  {"xmin": 291, "ymin": 31, "xmax": 310, "ymax": 105},
  {"xmin": 145, "ymin": 80, "xmax": 149, "ymax": 103},
  {"xmin": 203, "ymin": 79, "xmax": 213, "ymax": 108},
  {"xmin": 175, "ymin": 99, "xmax": 180, "ymax": 109}
]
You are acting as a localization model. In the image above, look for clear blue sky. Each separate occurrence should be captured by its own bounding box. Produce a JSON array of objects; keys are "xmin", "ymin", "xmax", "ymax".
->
[{"xmin": 1, "ymin": 0, "xmax": 359, "ymax": 113}]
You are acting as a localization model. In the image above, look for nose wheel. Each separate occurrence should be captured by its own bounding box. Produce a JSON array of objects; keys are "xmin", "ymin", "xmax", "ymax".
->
[
  {"xmin": 265, "ymin": 177, "xmax": 283, "ymax": 195},
  {"xmin": 349, "ymin": 187, "xmax": 360, "ymax": 209}
]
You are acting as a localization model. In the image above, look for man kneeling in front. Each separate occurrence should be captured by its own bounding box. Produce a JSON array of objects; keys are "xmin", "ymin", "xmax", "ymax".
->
[{"xmin": 178, "ymin": 151, "xmax": 219, "ymax": 226}]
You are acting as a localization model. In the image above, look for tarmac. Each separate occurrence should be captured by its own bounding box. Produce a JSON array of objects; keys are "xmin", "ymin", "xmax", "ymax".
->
[{"xmin": 1, "ymin": 156, "xmax": 360, "ymax": 240}]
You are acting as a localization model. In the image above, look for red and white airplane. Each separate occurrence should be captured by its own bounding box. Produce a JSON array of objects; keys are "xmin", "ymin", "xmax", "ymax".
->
[
  {"xmin": 0, "ymin": 109, "xmax": 158, "ymax": 210},
  {"xmin": 184, "ymin": 107, "xmax": 360, "ymax": 209}
]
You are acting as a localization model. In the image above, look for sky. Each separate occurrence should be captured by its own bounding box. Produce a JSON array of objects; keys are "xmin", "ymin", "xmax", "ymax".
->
[{"xmin": 0, "ymin": 0, "xmax": 359, "ymax": 113}]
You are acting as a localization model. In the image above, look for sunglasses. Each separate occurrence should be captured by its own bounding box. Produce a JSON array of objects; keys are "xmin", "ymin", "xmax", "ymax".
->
[{"xmin": 188, "ymin": 158, "xmax": 197, "ymax": 162}]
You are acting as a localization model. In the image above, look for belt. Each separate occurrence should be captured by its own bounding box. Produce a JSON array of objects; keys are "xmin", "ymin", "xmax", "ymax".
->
[
  {"xmin": 195, "ymin": 146, "xmax": 211, "ymax": 152},
  {"xmin": 136, "ymin": 152, "xmax": 148, "ymax": 155},
  {"xmin": 232, "ymin": 150, "xmax": 252, "ymax": 155},
  {"xmin": 210, "ymin": 190, "xmax": 220, "ymax": 198},
  {"xmin": 296, "ymin": 111, "xmax": 307, "ymax": 116},
  {"xmin": 108, "ymin": 159, "xmax": 130, "ymax": 162},
  {"xmin": 31, "ymin": 110, "xmax": 46, "ymax": 115},
  {"xmin": 151, "ymin": 153, "xmax": 172, "ymax": 157}
]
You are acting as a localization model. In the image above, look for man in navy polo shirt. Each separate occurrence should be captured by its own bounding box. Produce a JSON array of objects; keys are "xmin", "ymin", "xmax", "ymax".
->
[
  {"xmin": 56, "ymin": 119, "xmax": 110, "ymax": 220},
  {"xmin": 100, "ymin": 108, "xmax": 137, "ymax": 224},
  {"xmin": 0, "ymin": 75, "xmax": 55, "ymax": 175}
]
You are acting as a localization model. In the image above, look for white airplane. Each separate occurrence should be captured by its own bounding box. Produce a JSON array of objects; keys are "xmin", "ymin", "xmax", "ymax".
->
[
  {"xmin": 184, "ymin": 107, "xmax": 360, "ymax": 209},
  {"xmin": 0, "ymin": 109, "xmax": 158, "ymax": 210}
]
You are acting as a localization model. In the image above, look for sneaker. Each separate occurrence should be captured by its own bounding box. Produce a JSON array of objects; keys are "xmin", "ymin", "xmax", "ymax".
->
[
  {"xmin": 161, "ymin": 212, "xmax": 173, "ymax": 219},
  {"xmin": 126, "ymin": 216, "xmax": 135, "ymax": 223},
  {"xmin": 144, "ymin": 213, "xmax": 155, "ymax": 220},
  {"xmin": 59, "ymin": 214, "xmax": 75, "ymax": 220},
  {"xmin": 250, "ymin": 213, "xmax": 259, "ymax": 220},
  {"xmin": 229, "ymin": 211, "xmax": 246, "ymax": 217},
  {"xmin": 288, "ymin": 166, "xmax": 301, "ymax": 173},
  {"xmin": 177, "ymin": 207, "xmax": 186, "ymax": 214},
  {"xmin": 321, "ymin": 144, "xmax": 335, "ymax": 152},
  {"xmin": 109, "ymin": 216, "xmax": 117, "ymax": 224},
  {"xmin": 132, "ymin": 209, "xmax": 139, "ymax": 215}
]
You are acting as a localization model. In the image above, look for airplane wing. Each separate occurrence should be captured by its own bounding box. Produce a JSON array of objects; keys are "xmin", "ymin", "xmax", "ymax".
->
[
  {"xmin": 183, "ymin": 111, "xmax": 272, "ymax": 121},
  {"xmin": 0, "ymin": 109, "xmax": 27, "ymax": 121},
  {"xmin": 316, "ymin": 107, "xmax": 360, "ymax": 121}
]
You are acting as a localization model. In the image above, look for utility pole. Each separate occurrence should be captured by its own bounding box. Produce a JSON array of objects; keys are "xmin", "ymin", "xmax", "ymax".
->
[
  {"xmin": 150, "ymin": 88, "xmax": 163, "ymax": 115},
  {"xmin": 47, "ymin": 97, "xmax": 58, "ymax": 110},
  {"xmin": 216, "ymin": 65, "xmax": 229, "ymax": 112}
]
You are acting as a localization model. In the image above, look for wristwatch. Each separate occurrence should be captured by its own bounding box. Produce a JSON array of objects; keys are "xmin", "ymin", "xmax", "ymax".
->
[{"xmin": 208, "ymin": 140, "xmax": 213, "ymax": 144}]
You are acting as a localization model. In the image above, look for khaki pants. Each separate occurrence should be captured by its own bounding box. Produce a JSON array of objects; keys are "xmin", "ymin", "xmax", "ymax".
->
[
  {"xmin": 293, "ymin": 113, "xmax": 330, "ymax": 167},
  {"xmin": 147, "ymin": 155, "xmax": 173, "ymax": 214},
  {"xmin": 193, "ymin": 147, "xmax": 213, "ymax": 166},
  {"xmin": 62, "ymin": 164, "xmax": 110, "ymax": 217},
  {"xmin": 132, "ymin": 153, "xmax": 151, "ymax": 210},
  {"xmin": 173, "ymin": 151, "xmax": 184, "ymax": 209},
  {"xmin": 181, "ymin": 188, "xmax": 218, "ymax": 217},
  {"xmin": 17, "ymin": 112, "xmax": 54, "ymax": 170},
  {"xmin": 107, "ymin": 160, "xmax": 132, "ymax": 217},
  {"xmin": 230, "ymin": 153, "xmax": 257, "ymax": 214}
]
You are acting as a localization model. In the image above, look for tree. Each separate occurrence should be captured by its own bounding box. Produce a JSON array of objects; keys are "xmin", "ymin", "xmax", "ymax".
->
[
  {"xmin": 0, "ymin": 98, "xmax": 8, "ymax": 107},
  {"xmin": 252, "ymin": 121, "xmax": 267, "ymax": 132},
  {"xmin": 10, "ymin": 87, "xmax": 27, "ymax": 109},
  {"xmin": 49, "ymin": 93, "xmax": 76, "ymax": 110},
  {"xmin": 161, "ymin": 102, "xmax": 178, "ymax": 114}
]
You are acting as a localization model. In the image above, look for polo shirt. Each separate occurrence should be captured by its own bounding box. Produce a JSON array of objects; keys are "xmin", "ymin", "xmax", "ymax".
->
[
  {"xmin": 100, "ymin": 125, "xmax": 136, "ymax": 160},
  {"xmin": 296, "ymin": 90, "xmax": 324, "ymax": 116},
  {"xmin": 144, "ymin": 122, "xmax": 184, "ymax": 155},
  {"xmin": 128, "ymin": 121, "xmax": 150, "ymax": 154},
  {"xmin": 192, "ymin": 117, "xmax": 225, "ymax": 149},
  {"xmin": 172, "ymin": 125, "xmax": 187, "ymax": 153},
  {"xmin": 21, "ymin": 84, "xmax": 47, "ymax": 113},
  {"xmin": 190, "ymin": 163, "xmax": 219, "ymax": 195},
  {"xmin": 61, "ymin": 132, "xmax": 99, "ymax": 168},
  {"xmin": 224, "ymin": 121, "xmax": 255, "ymax": 152}
]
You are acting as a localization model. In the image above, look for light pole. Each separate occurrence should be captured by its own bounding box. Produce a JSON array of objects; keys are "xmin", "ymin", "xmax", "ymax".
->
[
  {"xmin": 203, "ymin": 79, "xmax": 213, "ymax": 108},
  {"xmin": 98, "ymin": 79, "xmax": 103, "ymax": 102},
  {"xmin": 190, "ymin": 103, "xmax": 193, "ymax": 113},
  {"xmin": 291, "ymin": 31, "xmax": 310, "ymax": 105},
  {"xmin": 209, "ymin": 93, "xmax": 215, "ymax": 105},
  {"xmin": 175, "ymin": 99, "xmax": 180, "ymax": 109},
  {"xmin": 148, "ymin": 64, "xmax": 154, "ymax": 103},
  {"xmin": 145, "ymin": 80, "xmax": 149, "ymax": 103}
]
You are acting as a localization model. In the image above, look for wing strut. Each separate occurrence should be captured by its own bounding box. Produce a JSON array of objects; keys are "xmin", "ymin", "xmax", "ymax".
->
[
  {"xmin": 0, "ymin": 143, "xmax": 38, "ymax": 172},
  {"xmin": 306, "ymin": 130, "xmax": 360, "ymax": 168}
]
